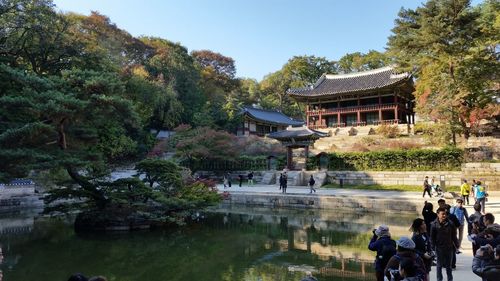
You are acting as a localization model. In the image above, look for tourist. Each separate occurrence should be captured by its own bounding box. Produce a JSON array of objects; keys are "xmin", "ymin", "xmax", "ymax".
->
[
  {"xmin": 399, "ymin": 257, "xmax": 421, "ymax": 281},
  {"xmin": 384, "ymin": 236, "xmax": 427, "ymax": 281},
  {"xmin": 430, "ymin": 207, "xmax": 458, "ymax": 281},
  {"xmin": 411, "ymin": 218, "xmax": 433, "ymax": 278},
  {"xmin": 437, "ymin": 199, "xmax": 446, "ymax": 209},
  {"xmin": 472, "ymin": 213, "xmax": 500, "ymax": 249},
  {"xmin": 472, "ymin": 179, "xmax": 478, "ymax": 201},
  {"xmin": 445, "ymin": 204, "xmax": 460, "ymax": 269},
  {"xmin": 475, "ymin": 181, "xmax": 487, "ymax": 214},
  {"xmin": 300, "ymin": 271, "xmax": 318, "ymax": 281},
  {"xmin": 247, "ymin": 171, "xmax": 254, "ymax": 186},
  {"xmin": 223, "ymin": 174, "xmax": 228, "ymax": 189},
  {"xmin": 67, "ymin": 273, "xmax": 88, "ymax": 281},
  {"xmin": 282, "ymin": 172, "xmax": 288, "ymax": 193},
  {"xmin": 460, "ymin": 179, "xmax": 471, "ymax": 205},
  {"xmin": 227, "ymin": 173, "xmax": 232, "ymax": 187},
  {"xmin": 422, "ymin": 176, "xmax": 432, "ymax": 198},
  {"xmin": 309, "ymin": 175, "xmax": 316, "ymax": 193},
  {"xmin": 238, "ymin": 174, "xmax": 243, "ymax": 187},
  {"xmin": 469, "ymin": 203, "xmax": 485, "ymax": 255},
  {"xmin": 472, "ymin": 244, "xmax": 500, "ymax": 281},
  {"xmin": 368, "ymin": 225, "xmax": 396, "ymax": 281},
  {"xmin": 279, "ymin": 173, "xmax": 284, "ymax": 190},
  {"xmin": 450, "ymin": 198, "xmax": 469, "ymax": 253},
  {"xmin": 422, "ymin": 201, "xmax": 437, "ymax": 234}
]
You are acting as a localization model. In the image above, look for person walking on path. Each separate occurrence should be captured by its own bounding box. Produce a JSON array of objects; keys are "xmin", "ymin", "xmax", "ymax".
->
[
  {"xmin": 247, "ymin": 171, "xmax": 254, "ymax": 186},
  {"xmin": 369, "ymin": 225, "xmax": 397, "ymax": 281},
  {"xmin": 460, "ymin": 179, "xmax": 471, "ymax": 205},
  {"xmin": 411, "ymin": 218, "xmax": 433, "ymax": 279},
  {"xmin": 308, "ymin": 175, "xmax": 316, "ymax": 193},
  {"xmin": 282, "ymin": 172, "xmax": 288, "ymax": 194},
  {"xmin": 450, "ymin": 198, "xmax": 469, "ymax": 253},
  {"xmin": 430, "ymin": 207, "xmax": 459, "ymax": 281},
  {"xmin": 223, "ymin": 174, "xmax": 229, "ymax": 189},
  {"xmin": 279, "ymin": 173, "xmax": 284, "ymax": 191},
  {"xmin": 475, "ymin": 181, "xmax": 487, "ymax": 214},
  {"xmin": 423, "ymin": 176, "xmax": 432, "ymax": 198}
]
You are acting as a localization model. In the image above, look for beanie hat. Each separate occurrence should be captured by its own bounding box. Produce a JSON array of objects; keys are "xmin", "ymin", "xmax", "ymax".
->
[
  {"xmin": 375, "ymin": 225, "xmax": 390, "ymax": 237},
  {"xmin": 397, "ymin": 237, "xmax": 416, "ymax": 250}
]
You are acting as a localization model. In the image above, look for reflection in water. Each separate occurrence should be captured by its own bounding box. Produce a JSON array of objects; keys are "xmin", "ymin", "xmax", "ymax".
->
[{"xmin": 0, "ymin": 206, "xmax": 417, "ymax": 281}]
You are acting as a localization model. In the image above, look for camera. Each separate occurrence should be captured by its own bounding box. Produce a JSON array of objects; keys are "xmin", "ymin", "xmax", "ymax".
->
[{"xmin": 389, "ymin": 269, "xmax": 400, "ymax": 279}]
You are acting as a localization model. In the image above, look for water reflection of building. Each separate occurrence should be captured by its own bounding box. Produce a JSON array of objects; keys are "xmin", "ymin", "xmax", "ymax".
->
[{"xmin": 210, "ymin": 206, "xmax": 415, "ymax": 281}]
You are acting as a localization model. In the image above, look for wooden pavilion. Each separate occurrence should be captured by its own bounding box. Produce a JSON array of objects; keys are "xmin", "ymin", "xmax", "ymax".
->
[{"xmin": 287, "ymin": 66, "xmax": 415, "ymax": 129}]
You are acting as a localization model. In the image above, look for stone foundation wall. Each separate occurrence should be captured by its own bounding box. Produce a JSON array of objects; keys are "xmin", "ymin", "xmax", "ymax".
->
[
  {"xmin": 326, "ymin": 171, "xmax": 463, "ymax": 187},
  {"xmin": 226, "ymin": 192, "xmax": 422, "ymax": 213}
]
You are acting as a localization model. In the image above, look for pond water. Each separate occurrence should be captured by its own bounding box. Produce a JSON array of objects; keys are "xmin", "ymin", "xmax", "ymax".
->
[{"xmin": 0, "ymin": 205, "xmax": 418, "ymax": 281}]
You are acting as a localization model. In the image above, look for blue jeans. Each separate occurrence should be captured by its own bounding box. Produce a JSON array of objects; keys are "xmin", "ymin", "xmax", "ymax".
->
[{"xmin": 436, "ymin": 247, "xmax": 453, "ymax": 281}]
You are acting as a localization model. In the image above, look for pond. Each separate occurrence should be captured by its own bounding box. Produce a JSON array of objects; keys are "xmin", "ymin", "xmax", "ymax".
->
[{"xmin": 0, "ymin": 205, "xmax": 418, "ymax": 281}]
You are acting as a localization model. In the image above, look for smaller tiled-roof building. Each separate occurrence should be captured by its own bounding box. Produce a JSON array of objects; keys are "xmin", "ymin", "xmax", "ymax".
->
[
  {"xmin": 237, "ymin": 106, "xmax": 304, "ymax": 136},
  {"xmin": 288, "ymin": 66, "xmax": 415, "ymax": 129}
]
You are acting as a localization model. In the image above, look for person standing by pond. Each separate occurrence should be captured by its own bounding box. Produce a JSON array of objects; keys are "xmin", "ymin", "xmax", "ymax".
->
[
  {"xmin": 422, "ymin": 201, "xmax": 437, "ymax": 234},
  {"xmin": 247, "ymin": 171, "xmax": 254, "ymax": 186},
  {"xmin": 430, "ymin": 207, "xmax": 458, "ymax": 281},
  {"xmin": 282, "ymin": 172, "xmax": 288, "ymax": 193},
  {"xmin": 369, "ymin": 225, "xmax": 396, "ymax": 281},
  {"xmin": 309, "ymin": 175, "xmax": 316, "ymax": 193},
  {"xmin": 238, "ymin": 174, "xmax": 243, "ymax": 187},
  {"xmin": 279, "ymin": 173, "xmax": 284, "ymax": 191}
]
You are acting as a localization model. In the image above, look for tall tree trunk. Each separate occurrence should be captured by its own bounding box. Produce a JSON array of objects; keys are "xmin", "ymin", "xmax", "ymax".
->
[{"xmin": 58, "ymin": 118, "xmax": 67, "ymax": 149}]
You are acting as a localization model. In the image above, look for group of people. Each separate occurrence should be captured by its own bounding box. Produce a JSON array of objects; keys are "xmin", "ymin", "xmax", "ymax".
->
[
  {"xmin": 459, "ymin": 179, "xmax": 488, "ymax": 213},
  {"xmin": 422, "ymin": 176, "xmax": 444, "ymax": 198},
  {"xmin": 222, "ymin": 171, "xmax": 254, "ymax": 188},
  {"xmin": 369, "ymin": 197, "xmax": 499, "ymax": 281}
]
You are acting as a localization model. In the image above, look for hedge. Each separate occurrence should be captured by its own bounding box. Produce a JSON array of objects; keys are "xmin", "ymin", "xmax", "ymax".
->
[
  {"xmin": 180, "ymin": 156, "xmax": 286, "ymax": 172},
  {"xmin": 306, "ymin": 147, "xmax": 463, "ymax": 171}
]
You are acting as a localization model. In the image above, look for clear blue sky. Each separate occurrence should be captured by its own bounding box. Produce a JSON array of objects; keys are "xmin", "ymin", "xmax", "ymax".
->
[{"xmin": 53, "ymin": 0, "xmax": 482, "ymax": 81}]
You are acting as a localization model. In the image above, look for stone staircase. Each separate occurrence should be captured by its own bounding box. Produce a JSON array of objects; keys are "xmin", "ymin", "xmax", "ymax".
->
[{"xmin": 260, "ymin": 171, "xmax": 276, "ymax": 184}]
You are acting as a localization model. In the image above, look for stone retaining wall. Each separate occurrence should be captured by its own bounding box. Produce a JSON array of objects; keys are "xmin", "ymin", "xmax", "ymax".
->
[
  {"xmin": 326, "ymin": 171, "xmax": 463, "ymax": 187},
  {"xmin": 226, "ymin": 192, "xmax": 422, "ymax": 214}
]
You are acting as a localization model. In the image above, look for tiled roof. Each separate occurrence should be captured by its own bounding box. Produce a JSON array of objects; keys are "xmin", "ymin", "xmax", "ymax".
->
[
  {"xmin": 242, "ymin": 107, "xmax": 304, "ymax": 126},
  {"xmin": 288, "ymin": 66, "xmax": 411, "ymax": 98},
  {"xmin": 267, "ymin": 126, "xmax": 329, "ymax": 140}
]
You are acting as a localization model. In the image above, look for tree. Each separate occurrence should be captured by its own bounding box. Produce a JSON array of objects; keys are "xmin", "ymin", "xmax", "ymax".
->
[
  {"xmin": 142, "ymin": 37, "xmax": 204, "ymax": 126},
  {"xmin": 387, "ymin": 0, "xmax": 499, "ymax": 141},
  {"xmin": 338, "ymin": 50, "xmax": 390, "ymax": 73},
  {"xmin": 260, "ymin": 55, "xmax": 337, "ymax": 118}
]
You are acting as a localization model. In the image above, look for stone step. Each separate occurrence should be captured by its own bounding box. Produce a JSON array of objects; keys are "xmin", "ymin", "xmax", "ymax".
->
[{"xmin": 260, "ymin": 171, "xmax": 276, "ymax": 185}]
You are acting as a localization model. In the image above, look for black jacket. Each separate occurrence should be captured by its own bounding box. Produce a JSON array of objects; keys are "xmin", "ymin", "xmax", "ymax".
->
[{"xmin": 430, "ymin": 218, "xmax": 458, "ymax": 250}]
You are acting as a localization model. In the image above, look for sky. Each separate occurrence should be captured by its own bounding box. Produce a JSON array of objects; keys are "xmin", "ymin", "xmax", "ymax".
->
[{"xmin": 53, "ymin": 0, "xmax": 481, "ymax": 81}]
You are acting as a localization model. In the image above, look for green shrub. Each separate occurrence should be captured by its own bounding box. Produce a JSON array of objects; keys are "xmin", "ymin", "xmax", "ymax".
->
[
  {"xmin": 307, "ymin": 147, "xmax": 463, "ymax": 171},
  {"xmin": 376, "ymin": 125, "xmax": 400, "ymax": 138}
]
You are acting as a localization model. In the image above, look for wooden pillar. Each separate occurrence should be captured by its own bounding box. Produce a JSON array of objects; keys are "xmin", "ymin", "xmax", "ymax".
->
[
  {"xmin": 357, "ymin": 111, "xmax": 361, "ymax": 125},
  {"xmin": 304, "ymin": 145, "xmax": 309, "ymax": 161},
  {"xmin": 306, "ymin": 104, "xmax": 309, "ymax": 127},
  {"xmin": 318, "ymin": 103, "xmax": 322, "ymax": 128},
  {"xmin": 337, "ymin": 112, "xmax": 341, "ymax": 126},
  {"xmin": 287, "ymin": 146, "xmax": 293, "ymax": 170},
  {"xmin": 394, "ymin": 106, "xmax": 398, "ymax": 122},
  {"xmin": 378, "ymin": 110, "xmax": 382, "ymax": 123}
]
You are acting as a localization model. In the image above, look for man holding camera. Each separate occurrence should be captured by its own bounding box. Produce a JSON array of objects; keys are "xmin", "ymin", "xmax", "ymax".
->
[
  {"xmin": 430, "ymin": 207, "xmax": 459, "ymax": 281},
  {"xmin": 472, "ymin": 244, "xmax": 500, "ymax": 281},
  {"xmin": 368, "ymin": 225, "xmax": 396, "ymax": 281}
]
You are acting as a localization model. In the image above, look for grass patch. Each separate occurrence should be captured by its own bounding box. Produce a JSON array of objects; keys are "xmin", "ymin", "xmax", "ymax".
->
[{"xmin": 322, "ymin": 184, "xmax": 460, "ymax": 192}]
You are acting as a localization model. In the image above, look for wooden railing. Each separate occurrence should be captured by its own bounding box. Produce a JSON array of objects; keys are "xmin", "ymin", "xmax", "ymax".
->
[
  {"xmin": 373, "ymin": 119, "xmax": 400, "ymax": 125},
  {"xmin": 307, "ymin": 103, "xmax": 400, "ymax": 116}
]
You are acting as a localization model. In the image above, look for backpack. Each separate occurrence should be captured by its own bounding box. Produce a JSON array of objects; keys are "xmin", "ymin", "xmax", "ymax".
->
[{"xmin": 378, "ymin": 240, "xmax": 397, "ymax": 270}]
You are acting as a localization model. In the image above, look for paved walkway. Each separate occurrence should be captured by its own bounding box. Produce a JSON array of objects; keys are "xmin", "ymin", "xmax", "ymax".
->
[{"xmin": 218, "ymin": 183, "xmax": 500, "ymax": 281}]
